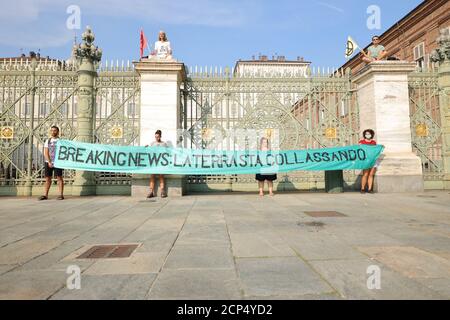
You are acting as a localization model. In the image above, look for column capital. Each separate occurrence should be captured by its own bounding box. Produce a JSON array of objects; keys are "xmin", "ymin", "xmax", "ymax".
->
[
  {"xmin": 352, "ymin": 61, "xmax": 416, "ymax": 85},
  {"xmin": 133, "ymin": 60, "xmax": 187, "ymax": 82}
]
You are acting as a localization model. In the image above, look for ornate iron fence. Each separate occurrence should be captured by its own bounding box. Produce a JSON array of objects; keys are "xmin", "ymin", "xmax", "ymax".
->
[
  {"xmin": 0, "ymin": 59, "xmax": 140, "ymax": 195},
  {"xmin": 3, "ymin": 57, "xmax": 444, "ymax": 195},
  {"xmin": 94, "ymin": 64, "xmax": 140, "ymax": 187},
  {"xmin": 408, "ymin": 68, "xmax": 444, "ymax": 188},
  {"xmin": 181, "ymin": 67, "xmax": 361, "ymax": 192},
  {"xmin": 0, "ymin": 59, "xmax": 78, "ymax": 192}
]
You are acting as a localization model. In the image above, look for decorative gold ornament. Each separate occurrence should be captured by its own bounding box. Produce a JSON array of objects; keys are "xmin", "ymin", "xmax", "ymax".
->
[
  {"xmin": 265, "ymin": 128, "xmax": 274, "ymax": 139},
  {"xmin": 415, "ymin": 123, "xmax": 428, "ymax": 137},
  {"xmin": 111, "ymin": 126, "xmax": 123, "ymax": 139},
  {"xmin": 325, "ymin": 127, "xmax": 337, "ymax": 139},
  {"xmin": 1, "ymin": 127, "xmax": 14, "ymax": 139},
  {"xmin": 201, "ymin": 128, "xmax": 212, "ymax": 140}
]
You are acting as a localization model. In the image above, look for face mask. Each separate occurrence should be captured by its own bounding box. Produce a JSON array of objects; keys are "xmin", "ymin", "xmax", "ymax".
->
[{"xmin": 364, "ymin": 134, "xmax": 372, "ymax": 139}]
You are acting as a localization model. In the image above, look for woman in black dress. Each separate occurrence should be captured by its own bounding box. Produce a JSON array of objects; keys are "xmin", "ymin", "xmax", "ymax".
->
[{"xmin": 256, "ymin": 137, "xmax": 277, "ymax": 196}]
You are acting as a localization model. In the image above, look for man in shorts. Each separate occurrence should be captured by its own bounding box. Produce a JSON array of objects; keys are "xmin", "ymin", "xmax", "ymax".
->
[{"xmin": 39, "ymin": 126, "xmax": 64, "ymax": 200}]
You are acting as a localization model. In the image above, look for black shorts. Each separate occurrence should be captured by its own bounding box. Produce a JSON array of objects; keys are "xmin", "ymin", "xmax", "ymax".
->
[
  {"xmin": 256, "ymin": 174, "xmax": 277, "ymax": 181},
  {"xmin": 44, "ymin": 162, "xmax": 63, "ymax": 177}
]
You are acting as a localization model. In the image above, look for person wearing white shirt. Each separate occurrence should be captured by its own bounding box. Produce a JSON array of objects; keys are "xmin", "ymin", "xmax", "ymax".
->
[
  {"xmin": 39, "ymin": 126, "xmax": 64, "ymax": 200},
  {"xmin": 152, "ymin": 30, "xmax": 173, "ymax": 60},
  {"xmin": 145, "ymin": 130, "xmax": 168, "ymax": 198}
]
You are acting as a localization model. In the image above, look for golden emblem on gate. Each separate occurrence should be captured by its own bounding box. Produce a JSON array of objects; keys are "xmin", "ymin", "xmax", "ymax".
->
[
  {"xmin": 325, "ymin": 127, "xmax": 337, "ymax": 139},
  {"xmin": 1, "ymin": 127, "xmax": 14, "ymax": 139},
  {"xmin": 201, "ymin": 128, "xmax": 212, "ymax": 140},
  {"xmin": 415, "ymin": 123, "xmax": 428, "ymax": 137},
  {"xmin": 111, "ymin": 126, "xmax": 123, "ymax": 139}
]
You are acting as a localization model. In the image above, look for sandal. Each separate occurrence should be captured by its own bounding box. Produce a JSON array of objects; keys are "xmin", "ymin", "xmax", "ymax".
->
[
  {"xmin": 57, "ymin": 196, "xmax": 64, "ymax": 200},
  {"xmin": 38, "ymin": 195, "xmax": 48, "ymax": 201},
  {"xmin": 160, "ymin": 191, "xmax": 167, "ymax": 198},
  {"xmin": 147, "ymin": 190, "xmax": 155, "ymax": 198}
]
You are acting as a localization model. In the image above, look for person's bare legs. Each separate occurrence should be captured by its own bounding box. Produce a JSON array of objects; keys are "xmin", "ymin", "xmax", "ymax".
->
[
  {"xmin": 361, "ymin": 169, "xmax": 369, "ymax": 192},
  {"xmin": 43, "ymin": 176, "xmax": 52, "ymax": 197},
  {"xmin": 367, "ymin": 167, "xmax": 377, "ymax": 192},
  {"xmin": 258, "ymin": 181, "xmax": 264, "ymax": 196},
  {"xmin": 149, "ymin": 174, "xmax": 156, "ymax": 196},
  {"xmin": 362, "ymin": 56, "xmax": 374, "ymax": 64},
  {"xmin": 159, "ymin": 174, "xmax": 166, "ymax": 197},
  {"xmin": 57, "ymin": 176, "xmax": 64, "ymax": 198},
  {"xmin": 268, "ymin": 181, "xmax": 274, "ymax": 196}
]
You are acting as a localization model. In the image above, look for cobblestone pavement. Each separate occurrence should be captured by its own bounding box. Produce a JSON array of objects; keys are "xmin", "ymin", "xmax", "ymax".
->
[{"xmin": 0, "ymin": 191, "xmax": 449, "ymax": 299}]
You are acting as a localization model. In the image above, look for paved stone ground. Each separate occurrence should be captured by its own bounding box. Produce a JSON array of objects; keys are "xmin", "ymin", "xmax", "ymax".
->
[{"xmin": 0, "ymin": 191, "xmax": 449, "ymax": 300}]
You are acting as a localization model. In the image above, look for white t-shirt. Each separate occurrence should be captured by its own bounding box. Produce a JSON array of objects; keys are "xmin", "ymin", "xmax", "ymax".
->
[
  {"xmin": 44, "ymin": 137, "xmax": 59, "ymax": 162},
  {"xmin": 151, "ymin": 140, "xmax": 168, "ymax": 147},
  {"xmin": 155, "ymin": 41, "xmax": 172, "ymax": 58}
]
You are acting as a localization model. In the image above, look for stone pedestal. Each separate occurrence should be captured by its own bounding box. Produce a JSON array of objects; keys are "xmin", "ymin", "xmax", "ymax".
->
[
  {"xmin": 353, "ymin": 61, "xmax": 424, "ymax": 192},
  {"xmin": 325, "ymin": 170, "xmax": 344, "ymax": 193},
  {"xmin": 131, "ymin": 60, "xmax": 187, "ymax": 197}
]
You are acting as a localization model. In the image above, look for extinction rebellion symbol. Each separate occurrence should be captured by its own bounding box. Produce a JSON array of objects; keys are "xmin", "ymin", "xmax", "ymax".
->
[{"xmin": 346, "ymin": 40, "xmax": 354, "ymax": 57}]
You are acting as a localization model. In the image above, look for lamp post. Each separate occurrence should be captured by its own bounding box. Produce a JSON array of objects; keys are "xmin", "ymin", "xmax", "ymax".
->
[
  {"xmin": 72, "ymin": 26, "xmax": 102, "ymax": 195},
  {"xmin": 25, "ymin": 54, "xmax": 37, "ymax": 196}
]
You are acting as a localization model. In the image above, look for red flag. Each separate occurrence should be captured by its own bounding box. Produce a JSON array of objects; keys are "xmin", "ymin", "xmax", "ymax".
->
[{"xmin": 140, "ymin": 29, "xmax": 148, "ymax": 58}]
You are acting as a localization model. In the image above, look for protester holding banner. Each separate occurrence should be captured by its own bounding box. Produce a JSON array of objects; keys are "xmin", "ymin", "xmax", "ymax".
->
[
  {"xmin": 39, "ymin": 126, "xmax": 64, "ymax": 200},
  {"xmin": 255, "ymin": 137, "xmax": 277, "ymax": 197},
  {"xmin": 146, "ymin": 130, "xmax": 168, "ymax": 198},
  {"xmin": 362, "ymin": 36, "xmax": 388, "ymax": 63},
  {"xmin": 54, "ymin": 141, "xmax": 384, "ymax": 175},
  {"xmin": 359, "ymin": 129, "xmax": 378, "ymax": 194}
]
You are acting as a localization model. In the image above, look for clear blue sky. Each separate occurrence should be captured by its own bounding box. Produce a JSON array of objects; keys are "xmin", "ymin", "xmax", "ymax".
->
[{"xmin": 0, "ymin": 0, "xmax": 423, "ymax": 69}]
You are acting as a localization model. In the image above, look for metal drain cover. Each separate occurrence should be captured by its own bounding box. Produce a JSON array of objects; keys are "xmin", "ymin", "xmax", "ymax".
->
[
  {"xmin": 304, "ymin": 211, "xmax": 347, "ymax": 217},
  {"xmin": 77, "ymin": 244, "xmax": 139, "ymax": 259}
]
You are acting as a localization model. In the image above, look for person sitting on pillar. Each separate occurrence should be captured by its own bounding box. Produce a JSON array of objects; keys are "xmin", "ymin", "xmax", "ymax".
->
[
  {"xmin": 146, "ymin": 130, "xmax": 168, "ymax": 198},
  {"xmin": 362, "ymin": 35, "xmax": 388, "ymax": 63},
  {"xmin": 359, "ymin": 129, "xmax": 379, "ymax": 194},
  {"xmin": 39, "ymin": 126, "xmax": 64, "ymax": 200},
  {"xmin": 151, "ymin": 30, "xmax": 173, "ymax": 60}
]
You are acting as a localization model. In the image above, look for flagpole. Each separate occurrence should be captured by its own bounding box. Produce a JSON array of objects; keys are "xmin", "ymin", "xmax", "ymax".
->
[
  {"xmin": 360, "ymin": 48, "xmax": 370, "ymax": 59},
  {"xmin": 147, "ymin": 42, "xmax": 152, "ymax": 57}
]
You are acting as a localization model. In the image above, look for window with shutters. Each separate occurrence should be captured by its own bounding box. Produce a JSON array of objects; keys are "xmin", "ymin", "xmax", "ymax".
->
[{"xmin": 413, "ymin": 42, "xmax": 425, "ymax": 69}]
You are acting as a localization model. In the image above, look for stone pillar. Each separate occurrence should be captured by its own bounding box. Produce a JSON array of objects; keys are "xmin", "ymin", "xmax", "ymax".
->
[
  {"xmin": 431, "ymin": 28, "xmax": 450, "ymax": 190},
  {"xmin": 72, "ymin": 27, "xmax": 102, "ymax": 196},
  {"xmin": 131, "ymin": 60, "xmax": 187, "ymax": 197},
  {"xmin": 352, "ymin": 61, "xmax": 424, "ymax": 192}
]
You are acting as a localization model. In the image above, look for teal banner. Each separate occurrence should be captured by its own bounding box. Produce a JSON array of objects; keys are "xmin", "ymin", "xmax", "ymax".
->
[{"xmin": 54, "ymin": 140, "xmax": 384, "ymax": 175}]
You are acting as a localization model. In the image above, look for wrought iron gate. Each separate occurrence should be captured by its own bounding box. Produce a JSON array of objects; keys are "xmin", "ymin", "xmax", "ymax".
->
[
  {"xmin": 94, "ymin": 65, "xmax": 140, "ymax": 191},
  {"xmin": 0, "ymin": 59, "xmax": 78, "ymax": 194},
  {"xmin": 0, "ymin": 58, "xmax": 139, "ymax": 195},
  {"xmin": 181, "ymin": 67, "xmax": 360, "ymax": 192},
  {"xmin": 408, "ymin": 68, "xmax": 444, "ymax": 189}
]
